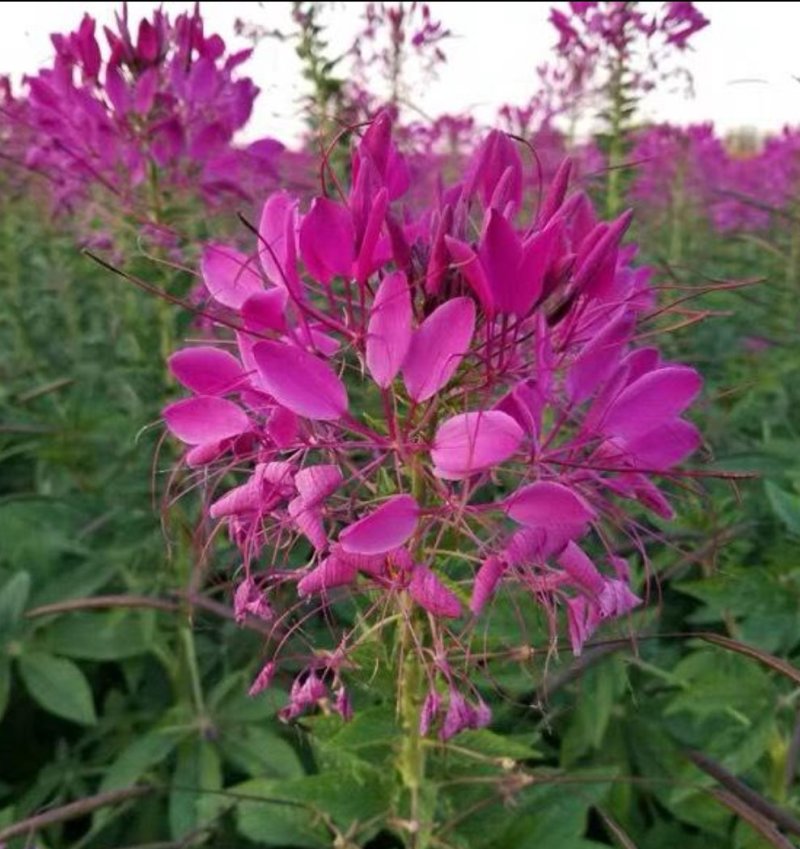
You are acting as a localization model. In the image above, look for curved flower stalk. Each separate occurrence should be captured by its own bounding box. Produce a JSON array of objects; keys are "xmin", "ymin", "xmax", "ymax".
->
[
  {"xmin": 8, "ymin": 5, "xmax": 281, "ymax": 223},
  {"xmin": 163, "ymin": 111, "xmax": 703, "ymax": 741}
]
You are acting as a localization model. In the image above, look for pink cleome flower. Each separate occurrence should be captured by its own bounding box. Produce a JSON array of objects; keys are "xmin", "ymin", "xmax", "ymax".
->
[{"xmin": 164, "ymin": 111, "xmax": 703, "ymax": 737}]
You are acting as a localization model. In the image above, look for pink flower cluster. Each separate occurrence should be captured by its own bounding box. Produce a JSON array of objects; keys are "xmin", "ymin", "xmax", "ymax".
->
[
  {"xmin": 164, "ymin": 112, "xmax": 702, "ymax": 737},
  {"xmin": 10, "ymin": 6, "xmax": 280, "ymax": 215}
]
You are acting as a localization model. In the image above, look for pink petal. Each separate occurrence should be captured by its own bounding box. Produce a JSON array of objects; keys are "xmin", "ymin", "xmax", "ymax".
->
[
  {"xmin": 601, "ymin": 366, "xmax": 702, "ymax": 441},
  {"xmin": 409, "ymin": 565, "xmax": 462, "ymax": 619},
  {"xmin": 622, "ymin": 418, "xmax": 701, "ymax": 469},
  {"xmin": 297, "ymin": 556, "xmax": 358, "ymax": 597},
  {"xmin": 253, "ymin": 341, "xmax": 348, "ymax": 421},
  {"xmin": 403, "ymin": 297, "xmax": 476, "ymax": 403},
  {"xmin": 479, "ymin": 209, "xmax": 522, "ymax": 314},
  {"xmin": 515, "ymin": 219, "xmax": 561, "ymax": 315},
  {"xmin": 567, "ymin": 309, "xmax": 635, "ymax": 403},
  {"xmin": 288, "ymin": 497, "xmax": 327, "ymax": 550},
  {"xmin": 169, "ymin": 346, "xmax": 245, "ymax": 395},
  {"xmin": 258, "ymin": 191, "xmax": 300, "ymax": 294},
  {"xmin": 202, "ymin": 243, "xmax": 262, "ymax": 309},
  {"xmin": 210, "ymin": 478, "xmax": 262, "ymax": 518},
  {"xmin": 538, "ymin": 158, "xmax": 572, "ymax": 224},
  {"xmin": 505, "ymin": 481, "xmax": 595, "ymax": 532},
  {"xmin": 339, "ymin": 495, "xmax": 419, "ymax": 555},
  {"xmin": 366, "ymin": 270, "xmax": 413, "ymax": 388},
  {"xmin": 242, "ymin": 289, "xmax": 288, "ymax": 333},
  {"xmin": 557, "ymin": 542, "xmax": 605, "ymax": 595},
  {"xmin": 355, "ymin": 187, "xmax": 389, "ymax": 283},
  {"xmin": 470, "ymin": 556, "xmax": 507, "ymax": 615},
  {"xmin": 298, "ymin": 197, "xmax": 355, "ymax": 284},
  {"xmin": 432, "ymin": 411, "xmax": 523, "ymax": 480},
  {"xmin": 164, "ymin": 396, "xmax": 250, "ymax": 445},
  {"xmin": 566, "ymin": 596, "xmax": 597, "ymax": 656},
  {"xmin": 294, "ymin": 465, "xmax": 343, "ymax": 507},
  {"xmin": 445, "ymin": 236, "xmax": 494, "ymax": 313},
  {"xmin": 185, "ymin": 441, "xmax": 225, "ymax": 467}
]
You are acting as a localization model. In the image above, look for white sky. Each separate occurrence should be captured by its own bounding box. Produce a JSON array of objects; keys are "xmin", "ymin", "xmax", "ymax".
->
[{"xmin": 1, "ymin": 2, "xmax": 799, "ymax": 142}]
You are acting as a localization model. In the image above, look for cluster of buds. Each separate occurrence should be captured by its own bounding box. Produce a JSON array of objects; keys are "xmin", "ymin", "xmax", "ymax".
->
[{"xmin": 164, "ymin": 112, "xmax": 702, "ymax": 738}]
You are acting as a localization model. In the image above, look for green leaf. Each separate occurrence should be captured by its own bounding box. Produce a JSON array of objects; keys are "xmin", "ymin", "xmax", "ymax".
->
[
  {"xmin": 448, "ymin": 729, "xmax": 541, "ymax": 761},
  {"xmin": 0, "ymin": 571, "xmax": 30, "ymax": 633},
  {"xmin": 18, "ymin": 651, "xmax": 96, "ymax": 725},
  {"xmin": 170, "ymin": 740, "xmax": 222, "ymax": 839},
  {"xmin": 766, "ymin": 481, "xmax": 800, "ymax": 535},
  {"xmin": 234, "ymin": 771, "xmax": 391, "ymax": 846},
  {"xmin": 100, "ymin": 729, "xmax": 182, "ymax": 794},
  {"xmin": 218, "ymin": 725, "xmax": 305, "ymax": 779},
  {"xmin": 0, "ymin": 659, "xmax": 10, "ymax": 721},
  {"xmin": 39, "ymin": 611, "xmax": 154, "ymax": 660}
]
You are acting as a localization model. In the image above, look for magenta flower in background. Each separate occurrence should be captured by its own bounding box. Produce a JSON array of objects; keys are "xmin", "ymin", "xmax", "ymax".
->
[{"xmin": 164, "ymin": 111, "xmax": 703, "ymax": 738}]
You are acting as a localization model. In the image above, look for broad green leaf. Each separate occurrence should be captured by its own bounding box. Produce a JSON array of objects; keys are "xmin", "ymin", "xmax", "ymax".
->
[
  {"xmin": 39, "ymin": 611, "xmax": 154, "ymax": 660},
  {"xmin": 765, "ymin": 481, "xmax": 800, "ymax": 535},
  {"xmin": 0, "ymin": 571, "xmax": 30, "ymax": 633},
  {"xmin": 218, "ymin": 725, "xmax": 305, "ymax": 779},
  {"xmin": 99, "ymin": 729, "xmax": 182, "ymax": 794},
  {"xmin": 236, "ymin": 782, "xmax": 329, "ymax": 848},
  {"xmin": 170, "ymin": 740, "xmax": 222, "ymax": 839},
  {"xmin": 18, "ymin": 651, "xmax": 96, "ymax": 725},
  {"xmin": 447, "ymin": 729, "xmax": 541, "ymax": 761}
]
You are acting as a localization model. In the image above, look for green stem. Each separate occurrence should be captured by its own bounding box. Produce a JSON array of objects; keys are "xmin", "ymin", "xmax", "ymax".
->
[
  {"xmin": 606, "ymin": 49, "xmax": 626, "ymax": 219},
  {"xmin": 397, "ymin": 608, "xmax": 427, "ymax": 849}
]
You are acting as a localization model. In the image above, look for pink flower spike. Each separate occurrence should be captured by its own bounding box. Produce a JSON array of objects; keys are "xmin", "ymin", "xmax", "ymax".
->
[
  {"xmin": 201, "ymin": 243, "xmax": 262, "ymax": 310},
  {"xmin": 403, "ymin": 297, "xmax": 476, "ymax": 402},
  {"xmin": 169, "ymin": 347, "xmax": 245, "ymax": 396},
  {"xmin": 297, "ymin": 556, "xmax": 359, "ymax": 597},
  {"xmin": 601, "ymin": 366, "xmax": 702, "ymax": 441},
  {"xmin": 409, "ymin": 565, "xmax": 462, "ymax": 619},
  {"xmin": 299, "ymin": 197, "xmax": 355, "ymax": 284},
  {"xmin": 505, "ymin": 481, "xmax": 595, "ymax": 532},
  {"xmin": 253, "ymin": 341, "xmax": 348, "ymax": 421},
  {"xmin": 339, "ymin": 495, "xmax": 419, "ymax": 555},
  {"xmin": 164, "ymin": 396, "xmax": 249, "ymax": 445},
  {"xmin": 366, "ymin": 271, "xmax": 413, "ymax": 388},
  {"xmin": 432, "ymin": 411, "xmax": 523, "ymax": 480},
  {"xmin": 294, "ymin": 465, "xmax": 343, "ymax": 507},
  {"xmin": 470, "ymin": 556, "xmax": 507, "ymax": 615}
]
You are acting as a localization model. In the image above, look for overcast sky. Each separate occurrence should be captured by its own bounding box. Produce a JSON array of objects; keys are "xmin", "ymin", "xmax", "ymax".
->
[{"xmin": 1, "ymin": 2, "xmax": 798, "ymax": 142}]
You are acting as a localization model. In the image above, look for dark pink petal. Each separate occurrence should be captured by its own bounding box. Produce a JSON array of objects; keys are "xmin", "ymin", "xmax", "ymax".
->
[
  {"xmin": 622, "ymin": 418, "xmax": 701, "ymax": 469},
  {"xmin": 366, "ymin": 271, "xmax": 413, "ymax": 388},
  {"xmin": 294, "ymin": 465, "xmax": 343, "ymax": 507},
  {"xmin": 234, "ymin": 578, "xmax": 272, "ymax": 624},
  {"xmin": 601, "ymin": 366, "xmax": 702, "ymax": 440},
  {"xmin": 169, "ymin": 346, "xmax": 245, "ymax": 395},
  {"xmin": 201, "ymin": 243, "xmax": 262, "ymax": 309},
  {"xmin": 567, "ymin": 309, "xmax": 636, "ymax": 403},
  {"xmin": 557, "ymin": 542, "xmax": 605, "ymax": 595},
  {"xmin": 505, "ymin": 481, "xmax": 595, "ymax": 531},
  {"xmin": 515, "ymin": 219, "xmax": 561, "ymax": 315},
  {"xmin": 288, "ymin": 497, "xmax": 327, "ymax": 550},
  {"xmin": 537, "ymin": 158, "xmax": 572, "ymax": 224},
  {"xmin": 253, "ymin": 341, "xmax": 348, "ymax": 421},
  {"xmin": 260, "ymin": 461, "xmax": 296, "ymax": 488},
  {"xmin": 470, "ymin": 556, "xmax": 507, "ymax": 615},
  {"xmin": 445, "ymin": 236, "xmax": 494, "ymax": 313},
  {"xmin": 267, "ymin": 406, "xmax": 299, "ymax": 447},
  {"xmin": 420, "ymin": 689, "xmax": 442, "ymax": 736},
  {"xmin": 328, "ymin": 545, "xmax": 386, "ymax": 578},
  {"xmin": 479, "ymin": 209, "xmax": 522, "ymax": 314},
  {"xmin": 355, "ymin": 187, "xmax": 389, "ymax": 283},
  {"xmin": 297, "ymin": 556, "xmax": 358, "ymax": 597},
  {"xmin": 409, "ymin": 565, "xmax": 462, "ymax": 619},
  {"xmin": 495, "ymin": 379, "xmax": 545, "ymax": 438},
  {"xmin": 299, "ymin": 197, "xmax": 355, "ymax": 284},
  {"xmin": 339, "ymin": 495, "xmax": 419, "ymax": 555},
  {"xmin": 403, "ymin": 297, "xmax": 476, "ymax": 403},
  {"xmin": 432, "ymin": 411, "xmax": 523, "ymax": 480},
  {"xmin": 164, "ymin": 396, "xmax": 249, "ymax": 445},
  {"xmin": 242, "ymin": 289, "xmax": 288, "ymax": 333}
]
